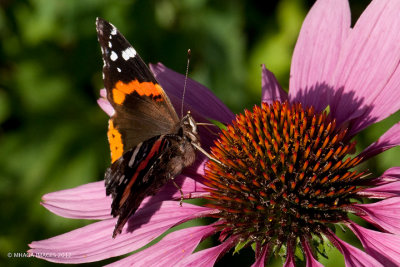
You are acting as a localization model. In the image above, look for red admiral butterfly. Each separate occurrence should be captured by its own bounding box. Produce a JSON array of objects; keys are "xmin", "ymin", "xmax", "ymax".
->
[{"xmin": 96, "ymin": 18, "xmax": 200, "ymax": 238}]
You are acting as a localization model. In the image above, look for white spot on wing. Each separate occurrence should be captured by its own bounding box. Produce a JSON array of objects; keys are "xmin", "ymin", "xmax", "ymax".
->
[
  {"xmin": 111, "ymin": 26, "xmax": 117, "ymax": 36},
  {"xmin": 122, "ymin": 47, "xmax": 136, "ymax": 61},
  {"xmin": 117, "ymin": 67, "xmax": 121, "ymax": 72},
  {"xmin": 108, "ymin": 41, "xmax": 112, "ymax": 48},
  {"xmin": 110, "ymin": 51, "xmax": 118, "ymax": 61}
]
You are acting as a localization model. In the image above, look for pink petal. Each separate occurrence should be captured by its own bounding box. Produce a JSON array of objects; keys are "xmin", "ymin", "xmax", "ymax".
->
[
  {"xmin": 251, "ymin": 243, "xmax": 270, "ymax": 267},
  {"xmin": 283, "ymin": 242, "xmax": 295, "ymax": 267},
  {"xmin": 358, "ymin": 181, "xmax": 400, "ymax": 199},
  {"xmin": 352, "ymin": 197, "xmax": 400, "ymax": 235},
  {"xmin": 97, "ymin": 89, "xmax": 115, "ymax": 117},
  {"xmin": 43, "ymin": 181, "xmax": 105, "ymax": 200},
  {"xmin": 107, "ymin": 225, "xmax": 216, "ymax": 266},
  {"xmin": 380, "ymin": 167, "xmax": 400, "ymax": 182},
  {"xmin": 261, "ymin": 65, "xmax": 287, "ymax": 104},
  {"xmin": 289, "ymin": 0, "xmax": 350, "ymax": 112},
  {"xmin": 357, "ymin": 167, "xmax": 400, "ymax": 198},
  {"xmin": 142, "ymin": 174, "xmax": 210, "ymax": 204},
  {"xmin": 354, "ymin": 64, "xmax": 400, "ymax": 133},
  {"xmin": 150, "ymin": 63, "xmax": 234, "ymax": 124},
  {"xmin": 367, "ymin": 167, "xmax": 400, "ymax": 186},
  {"xmin": 329, "ymin": 0, "xmax": 400, "ymax": 133},
  {"xmin": 325, "ymin": 229, "xmax": 383, "ymax": 267},
  {"xmin": 41, "ymin": 176, "xmax": 208, "ymax": 220},
  {"xmin": 41, "ymin": 181, "xmax": 111, "ymax": 219},
  {"xmin": 100, "ymin": 88, "xmax": 107, "ymax": 98},
  {"xmin": 359, "ymin": 122, "xmax": 400, "ymax": 160},
  {"xmin": 29, "ymin": 201, "xmax": 213, "ymax": 263},
  {"xmin": 302, "ymin": 239, "xmax": 324, "ymax": 267},
  {"xmin": 348, "ymin": 222, "xmax": 400, "ymax": 267},
  {"xmin": 177, "ymin": 236, "xmax": 238, "ymax": 267}
]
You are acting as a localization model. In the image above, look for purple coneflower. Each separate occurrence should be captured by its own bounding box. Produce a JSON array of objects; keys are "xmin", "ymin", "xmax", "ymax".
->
[{"xmin": 29, "ymin": 0, "xmax": 400, "ymax": 266}]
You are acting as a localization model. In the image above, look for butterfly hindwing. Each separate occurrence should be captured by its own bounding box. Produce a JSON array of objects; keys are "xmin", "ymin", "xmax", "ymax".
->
[
  {"xmin": 105, "ymin": 135, "xmax": 171, "ymax": 237},
  {"xmin": 96, "ymin": 17, "xmax": 179, "ymax": 162}
]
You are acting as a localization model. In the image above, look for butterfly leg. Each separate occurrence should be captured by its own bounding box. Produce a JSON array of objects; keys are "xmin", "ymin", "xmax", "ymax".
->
[
  {"xmin": 164, "ymin": 166, "xmax": 184, "ymax": 207},
  {"xmin": 171, "ymin": 178, "xmax": 184, "ymax": 206}
]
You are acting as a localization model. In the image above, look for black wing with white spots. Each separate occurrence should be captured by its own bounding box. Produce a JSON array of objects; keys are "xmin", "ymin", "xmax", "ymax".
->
[{"xmin": 96, "ymin": 17, "xmax": 180, "ymax": 157}]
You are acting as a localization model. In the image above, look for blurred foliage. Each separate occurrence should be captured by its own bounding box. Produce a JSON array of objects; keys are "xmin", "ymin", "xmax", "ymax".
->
[{"xmin": 0, "ymin": 0, "xmax": 398, "ymax": 266}]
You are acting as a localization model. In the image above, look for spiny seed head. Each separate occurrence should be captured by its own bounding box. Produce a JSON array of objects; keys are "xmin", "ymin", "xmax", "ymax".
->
[{"xmin": 204, "ymin": 101, "xmax": 369, "ymax": 251}]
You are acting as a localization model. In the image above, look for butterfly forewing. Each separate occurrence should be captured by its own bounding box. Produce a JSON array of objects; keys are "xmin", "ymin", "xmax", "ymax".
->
[{"xmin": 96, "ymin": 17, "xmax": 179, "ymax": 162}]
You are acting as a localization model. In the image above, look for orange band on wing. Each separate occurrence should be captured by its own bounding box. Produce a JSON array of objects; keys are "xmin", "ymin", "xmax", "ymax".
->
[
  {"xmin": 108, "ymin": 120, "xmax": 123, "ymax": 163},
  {"xmin": 112, "ymin": 80, "xmax": 163, "ymax": 105}
]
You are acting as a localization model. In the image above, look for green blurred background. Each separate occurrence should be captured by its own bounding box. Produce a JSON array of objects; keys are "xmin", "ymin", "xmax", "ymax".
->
[{"xmin": 1, "ymin": 0, "xmax": 399, "ymax": 266}]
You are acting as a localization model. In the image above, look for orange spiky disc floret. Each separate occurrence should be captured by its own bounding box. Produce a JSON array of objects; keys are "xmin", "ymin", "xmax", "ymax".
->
[{"xmin": 204, "ymin": 101, "xmax": 369, "ymax": 248}]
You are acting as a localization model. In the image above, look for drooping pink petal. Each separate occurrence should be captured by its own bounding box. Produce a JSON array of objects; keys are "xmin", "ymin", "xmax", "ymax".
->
[
  {"xmin": 348, "ymin": 222, "xmax": 400, "ymax": 267},
  {"xmin": 251, "ymin": 243, "xmax": 270, "ymax": 267},
  {"xmin": 329, "ymin": 0, "xmax": 400, "ymax": 133},
  {"xmin": 283, "ymin": 242, "xmax": 295, "ymax": 267},
  {"xmin": 177, "ymin": 236, "xmax": 239, "ymax": 267},
  {"xmin": 359, "ymin": 122, "xmax": 400, "ymax": 160},
  {"xmin": 324, "ymin": 229, "xmax": 383, "ymax": 267},
  {"xmin": 380, "ymin": 167, "xmax": 400, "ymax": 182},
  {"xmin": 301, "ymin": 239, "xmax": 324, "ymax": 267},
  {"xmin": 366, "ymin": 167, "xmax": 400, "ymax": 186},
  {"xmin": 358, "ymin": 181, "xmax": 400, "ymax": 199},
  {"xmin": 41, "ymin": 181, "xmax": 111, "ymax": 219},
  {"xmin": 357, "ymin": 167, "xmax": 400, "ymax": 198},
  {"xmin": 43, "ymin": 181, "xmax": 105, "ymax": 201},
  {"xmin": 289, "ymin": 0, "xmax": 350, "ymax": 112},
  {"xmin": 29, "ymin": 201, "xmax": 213, "ymax": 263},
  {"xmin": 97, "ymin": 89, "xmax": 115, "ymax": 116},
  {"xmin": 41, "ymin": 176, "xmax": 209, "ymax": 220},
  {"xmin": 150, "ymin": 63, "xmax": 235, "ymax": 124},
  {"xmin": 261, "ymin": 65, "xmax": 287, "ymax": 104},
  {"xmin": 351, "ymin": 197, "xmax": 400, "ymax": 235},
  {"xmin": 107, "ymin": 225, "xmax": 216, "ymax": 266}
]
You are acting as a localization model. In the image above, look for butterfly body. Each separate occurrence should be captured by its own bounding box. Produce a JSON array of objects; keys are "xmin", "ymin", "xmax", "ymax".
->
[{"xmin": 96, "ymin": 18, "xmax": 199, "ymax": 237}]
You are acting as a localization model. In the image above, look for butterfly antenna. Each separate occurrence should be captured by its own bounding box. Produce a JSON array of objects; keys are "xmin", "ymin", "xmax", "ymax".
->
[{"xmin": 181, "ymin": 49, "xmax": 191, "ymax": 118}]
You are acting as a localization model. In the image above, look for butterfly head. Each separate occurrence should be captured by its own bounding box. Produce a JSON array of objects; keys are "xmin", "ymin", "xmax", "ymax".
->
[{"xmin": 180, "ymin": 112, "xmax": 200, "ymax": 146}]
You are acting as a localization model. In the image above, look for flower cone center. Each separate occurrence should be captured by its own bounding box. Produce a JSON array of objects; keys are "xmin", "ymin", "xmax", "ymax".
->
[{"xmin": 204, "ymin": 101, "xmax": 368, "ymax": 247}]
